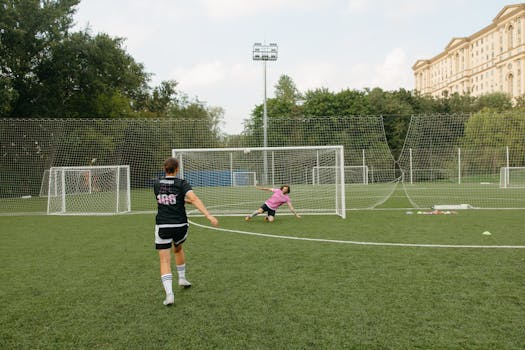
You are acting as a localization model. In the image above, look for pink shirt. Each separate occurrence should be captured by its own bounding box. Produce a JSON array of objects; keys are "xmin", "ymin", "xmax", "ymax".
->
[{"xmin": 265, "ymin": 188, "xmax": 290, "ymax": 210}]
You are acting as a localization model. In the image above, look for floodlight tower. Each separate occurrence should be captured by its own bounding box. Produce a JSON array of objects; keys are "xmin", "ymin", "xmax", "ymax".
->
[{"xmin": 252, "ymin": 42, "xmax": 278, "ymax": 184}]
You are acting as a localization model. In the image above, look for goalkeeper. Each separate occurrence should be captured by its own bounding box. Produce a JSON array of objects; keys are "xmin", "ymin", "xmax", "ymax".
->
[{"xmin": 245, "ymin": 185, "xmax": 300, "ymax": 222}]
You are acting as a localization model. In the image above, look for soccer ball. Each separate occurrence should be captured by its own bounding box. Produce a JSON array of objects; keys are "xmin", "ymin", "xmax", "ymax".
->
[{"xmin": 243, "ymin": 149, "xmax": 251, "ymax": 154}]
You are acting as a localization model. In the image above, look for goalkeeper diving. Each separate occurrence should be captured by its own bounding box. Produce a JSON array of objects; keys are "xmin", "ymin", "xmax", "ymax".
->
[{"xmin": 245, "ymin": 185, "xmax": 300, "ymax": 222}]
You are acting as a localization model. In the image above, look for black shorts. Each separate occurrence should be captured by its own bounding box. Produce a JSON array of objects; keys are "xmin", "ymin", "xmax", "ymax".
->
[
  {"xmin": 261, "ymin": 203, "xmax": 276, "ymax": 217},
  {"xmin": 155, "ymin": 224, "xmax": 189, "ymax": 250}
]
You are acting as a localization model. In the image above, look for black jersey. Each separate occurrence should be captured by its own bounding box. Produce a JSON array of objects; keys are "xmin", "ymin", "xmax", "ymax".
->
[{"xmin": 153, "ymin": 176, "xmax": 193, "ymax": 224}]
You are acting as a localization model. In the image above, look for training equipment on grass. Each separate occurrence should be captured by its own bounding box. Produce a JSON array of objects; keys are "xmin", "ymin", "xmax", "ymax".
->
[
  {"xmin": 432, "ymin": 204, "xmax": 472, "ymax": 210},
  {"xmin": 46, "ymin": 165, "xmax": 130, "ymax": 215},
  {"xmin": 172, "ymin": 146, "xmax": 346, "ymax": 218}
]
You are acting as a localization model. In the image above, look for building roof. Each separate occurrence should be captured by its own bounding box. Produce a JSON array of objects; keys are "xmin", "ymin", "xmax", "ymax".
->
[
  {"xmin": 413, "ymin": 4, "xmax": 525, "ymax": 70},
  {"xmin": 493, "ymin": 3, "xmax": 525, "ymax": 22}
]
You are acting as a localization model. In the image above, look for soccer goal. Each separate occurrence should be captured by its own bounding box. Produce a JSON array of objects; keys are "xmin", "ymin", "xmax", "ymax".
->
[
  {"xmin": 40, "ymin": 169, "xmax": 93, "ymax": 197},
  {"xmin": 312, "ymin": 165, "xmax": 368, "ymax": 185},
  {"xmin": 172, "ymin": 146, "xmax": 346, "ymax": 218},
  {"xmin": 47, "ymin": 165, "xmax": 130, "ymax": 215},
  {"xmin": 500, "ymin": 167, "xmax": 525, "ymax": 188}
]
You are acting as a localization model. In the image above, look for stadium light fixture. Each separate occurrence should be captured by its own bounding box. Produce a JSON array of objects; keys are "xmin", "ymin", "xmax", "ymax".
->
[{"xmin": 252, "ymin": 42, "xmax": 278, "ymax": 184}]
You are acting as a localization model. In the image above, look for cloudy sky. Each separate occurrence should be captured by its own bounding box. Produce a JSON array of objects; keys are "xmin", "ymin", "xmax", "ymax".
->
[{"xmin": 73, "ymin": 0, "xmax": 514, "ymax": 134}]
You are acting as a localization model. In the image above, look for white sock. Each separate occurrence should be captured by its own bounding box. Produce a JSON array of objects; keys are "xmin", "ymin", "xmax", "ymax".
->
[
  {"xmin": 176, "ymin": 264, "xmax": 186, "ymax": 280},
  {"xmin": 161, "ymin": 273, "xmax": 173, "ymax": 295},
  {"xmin": 250, "ymin": 210, "xmax": 259, "ymax": 217}
]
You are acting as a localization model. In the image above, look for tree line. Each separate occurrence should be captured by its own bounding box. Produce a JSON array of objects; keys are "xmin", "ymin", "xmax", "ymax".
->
[
  {"xmin": 2, "ymin": 0, "xmax": 524, "ymax": 158},
  {"xmin": 0, "ymin": 0, "xmax": 222, "ymax": 137},
  {"xmin": 246, "ymin": 75, "xmax": 525, "ymax": 157}
]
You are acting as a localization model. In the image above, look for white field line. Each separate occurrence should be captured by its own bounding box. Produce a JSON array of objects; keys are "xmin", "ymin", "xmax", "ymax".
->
[{"xmin": 189, "ymin": 220, "xmax": 525, "ymax": 249}]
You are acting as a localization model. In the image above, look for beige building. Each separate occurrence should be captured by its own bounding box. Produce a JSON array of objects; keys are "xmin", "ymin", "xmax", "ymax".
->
[{"xmin": 413, "ymin": 4, "xmax": 525, "ymax": 99}]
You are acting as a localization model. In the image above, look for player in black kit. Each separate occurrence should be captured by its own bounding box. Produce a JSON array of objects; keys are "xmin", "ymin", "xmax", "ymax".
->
[{"xmin": 154, "ymin": 157, "xmax": 218, "ymax": 306}]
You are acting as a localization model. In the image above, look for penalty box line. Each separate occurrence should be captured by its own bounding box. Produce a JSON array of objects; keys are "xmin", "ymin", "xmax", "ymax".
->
[{"xmin": 188, "ymin": 220, "xmax": 525, "ymax": 249}]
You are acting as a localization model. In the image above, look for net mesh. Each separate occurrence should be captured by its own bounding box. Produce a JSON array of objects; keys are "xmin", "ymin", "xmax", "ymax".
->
[
  {"xmin": 500, "ymin": 167, "xmax": 525, "ymax": 188},
  {"xmin": 264, "ymin": 116, "xmax": 397, "ymax": 209},
  {"xmin": 2, "ymin": 113, "xmax": 522, "ymax": 215},
  {"xmin": 398, "ymin": 113, "xmax": 525, "ymax": 209}
]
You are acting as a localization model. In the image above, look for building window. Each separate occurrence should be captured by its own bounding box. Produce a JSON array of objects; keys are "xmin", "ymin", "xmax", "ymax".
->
[{"xmin": 508, "ymin": 25, "xmax": 514, "ymax": 49}]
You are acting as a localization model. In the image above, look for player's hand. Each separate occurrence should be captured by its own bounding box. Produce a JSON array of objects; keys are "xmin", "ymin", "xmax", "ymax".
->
[{"xmin": 207, "ymin": 215, "xmax": 219, "ymax": 226}]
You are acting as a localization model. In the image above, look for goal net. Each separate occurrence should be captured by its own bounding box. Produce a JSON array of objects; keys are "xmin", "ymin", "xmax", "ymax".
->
[
  {"xmin": 312, "ymin": 166, "xmax": 368, "ymax": 185},
  {"xmin": 232, "ymin": 171, "xmax": 257, "ymax": 186},
  {"xmin": 0, "ymin": 117, "xmax": 395, "ymax": 215},
  {"xmin": 47, "ymin": 165, "xmax": 130, "ymax": 215},
  {"xmin": 172, "ymin": 146, "xmax": 346, "ymax": 218},
  {"xmin": 40, "ymin": 169, "xmax": 92, "ymax": 197},
  {"xmin": 398, "ymin": 113, "xmax": 525, "ymax": 209},
  {"xmin": 500, "ymin": 167, "xmax": 525, "ymax": 188}
]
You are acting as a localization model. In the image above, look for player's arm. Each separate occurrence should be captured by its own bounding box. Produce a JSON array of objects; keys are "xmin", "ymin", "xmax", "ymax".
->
[
  {"xmin": 185, "ymin": 191, "xmax": 218, "ymax": 226},
  {"xmin": 256, "ymin": 187, "xmax": 273, "ymax": 192},
  {"xmin": 287, "ymin": 202, "xmax": 301, "ymax": 218}
]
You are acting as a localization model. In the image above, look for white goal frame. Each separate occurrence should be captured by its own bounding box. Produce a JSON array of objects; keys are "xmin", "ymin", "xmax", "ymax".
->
[
  {"xmin": 47, "ymin": 165, "xmax": 131, "ymax": 215},
  {"xmin": 500, "ymin": 167, "xmax": 525, "ymax": 188},
  {"xmin": 172, "ymin": 146, "xmax": 346, "ymax": 218}
]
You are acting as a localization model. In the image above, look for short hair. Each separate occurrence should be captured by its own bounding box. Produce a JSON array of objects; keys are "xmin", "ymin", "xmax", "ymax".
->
[
  {"xmin": 280, "ymin": 184, "xmax": 290, "ymax": 194},
  {"xmin": 164, "ymin": 157, "xmax": 179, "ymax": 174}
]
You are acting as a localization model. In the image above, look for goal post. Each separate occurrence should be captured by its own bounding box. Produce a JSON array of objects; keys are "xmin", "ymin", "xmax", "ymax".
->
[
  {"xmin": 500, "ymin": 167, "xmax": 525, "ymax": 188},
  {"xmin": 47, "ymin": 165, "xmax": 131, "ymax": 215},
  {"xmin": 172, "ymin": 146, "xmax": 346, "ymax": 218}
]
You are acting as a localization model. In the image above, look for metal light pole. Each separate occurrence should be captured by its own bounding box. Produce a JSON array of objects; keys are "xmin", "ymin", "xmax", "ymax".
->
[{"xmin": 252, "ymin": 42, "xmax": 278, "ymax": 184}]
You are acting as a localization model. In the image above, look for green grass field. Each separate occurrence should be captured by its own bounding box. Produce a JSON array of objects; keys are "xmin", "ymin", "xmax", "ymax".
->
[{"xmin": 1, "ymin": 188, "xmax": 525, "ymax": 349}]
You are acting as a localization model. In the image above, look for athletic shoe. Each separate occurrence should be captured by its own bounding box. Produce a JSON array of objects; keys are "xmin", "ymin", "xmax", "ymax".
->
[
  {"xmin": 163, "ymin": 293, "xmax": 174, "ymax": 306},
  {"xmin": 264, "ymin": 217, "xmax": 268, "ymax": 222},
  {"xmin": 245, "ymin": 216, "xmax": 251, "ymax": 221},
  {"xmin": 179, "ymin": 278, "xmax": 192, "ymax": 289}
]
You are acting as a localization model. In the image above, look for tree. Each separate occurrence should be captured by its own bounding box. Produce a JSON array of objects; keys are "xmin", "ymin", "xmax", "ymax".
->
[
  {"xmin": 143, "ymin": 80, "xmax": 179, "ymax": 117},
  {"xmin": 461, "ymin": 109, "xmax": 525, "ymax": 171},
  {"xmin": 274, "ymin": 74, "xmax": 301, "ymax": 103},
  {"xmin": 0, "ymin": 0, "xmax": 80, "ymax": 116},
  {"xmin": 36, "ymin": 31, "xmax": 150, "ymax": 118},
  {"xmin": 0, "ymin": 0, "xmax": 153, "ymax": 118},
  {"xmin": 474, "ymin": 92, "xmax": 512, "ymax": 112}
]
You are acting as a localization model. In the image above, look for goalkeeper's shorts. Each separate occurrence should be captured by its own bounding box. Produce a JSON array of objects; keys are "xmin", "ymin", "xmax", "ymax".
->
[{"xmin": 261, "ymin": 203, "xmax": 276, "ymax": 217}]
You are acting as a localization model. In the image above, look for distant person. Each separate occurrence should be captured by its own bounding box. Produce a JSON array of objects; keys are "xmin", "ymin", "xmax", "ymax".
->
[
  {"xmin": 245, "ymin": 185, "xmax": 300, "ymax": 222},
  {"xmin": 154, "ymin": 157, "xmax": 218, "ymax": 306}
]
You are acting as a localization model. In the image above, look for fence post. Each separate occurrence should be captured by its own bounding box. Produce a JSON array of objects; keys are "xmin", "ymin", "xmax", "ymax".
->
[
  {"xmin": 458, "ymin": 147, "xmax": 461, "ymax": 185},
  {"xmin": 409, "ymin": 148, "xmax": 413, "ymax": 185}
]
